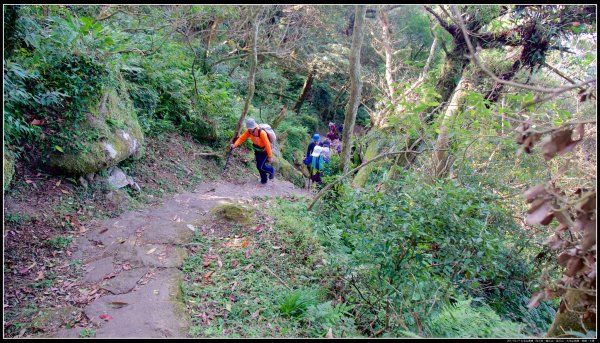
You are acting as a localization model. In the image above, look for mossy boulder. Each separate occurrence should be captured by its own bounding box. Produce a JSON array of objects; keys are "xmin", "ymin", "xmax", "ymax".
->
[
  {"xmin": 3, "ymin": 149, "xmax": 15, "ymax": 191},
  {"xmin": 275, "ymin": 157, "xmax": 304, "ymax": 188},
  {"xmin": 211, "ymin": 202, "xmax": 253, "ymax": 224},
  {"xmin": 46, "ymin": 82, "xmax": 144, "ymax": 176}
]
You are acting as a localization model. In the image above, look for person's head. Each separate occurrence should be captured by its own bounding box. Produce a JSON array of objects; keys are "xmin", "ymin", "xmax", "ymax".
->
[
  {"xmin": 322, "ymin": 140, "xmax": 330, "ymax": 148},
  {"xmin": 312, "ymin": 134, "xmax": 320, "ymax": 142},
  {"xmin": 246, "ymin": 118, "xmax": 258, "ymax": 133}
]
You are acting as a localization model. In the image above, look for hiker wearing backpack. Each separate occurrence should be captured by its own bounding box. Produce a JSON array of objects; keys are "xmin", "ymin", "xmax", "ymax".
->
[
  {"xmin": 304, "ymin": 134, "xmax": 320, "ymax": 187},
  {"xmin": 230, "ymin": 118, "xmax": 275, "ymax": 185},
  {"xmin": 309, "ymin": 140, "xmax": 331, "ymax": 185}
]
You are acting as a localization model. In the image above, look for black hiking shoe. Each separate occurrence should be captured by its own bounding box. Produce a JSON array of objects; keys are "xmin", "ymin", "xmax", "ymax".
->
[{"xmin": 269, "ymin": 171, "xmax": 275, "ymax": 180}]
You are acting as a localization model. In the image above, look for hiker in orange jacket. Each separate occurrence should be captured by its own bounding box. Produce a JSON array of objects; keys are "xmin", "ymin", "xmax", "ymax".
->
[{"xmin": 230, "ymin": 118, "xmax": 275, "ymax": 185}]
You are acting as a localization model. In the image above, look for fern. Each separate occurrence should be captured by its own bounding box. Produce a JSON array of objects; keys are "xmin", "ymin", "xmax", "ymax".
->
[
  {"xmin": 278, "ymin": 288, "xmax": 319, "ymax": 318},
  {"xmin": 428, "ymin": 299, "xmax": 526, "ymax": 338}
]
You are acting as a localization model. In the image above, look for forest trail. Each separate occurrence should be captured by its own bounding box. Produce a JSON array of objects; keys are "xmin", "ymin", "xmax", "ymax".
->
[{"xmin": 55, "ymin": 178, "xmax": 308, "ymax": 338}]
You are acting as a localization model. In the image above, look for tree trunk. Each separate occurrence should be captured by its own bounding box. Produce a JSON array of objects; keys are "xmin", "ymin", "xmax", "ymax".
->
[
  {"xmin": 292, "ymin": 72, "xmax": 314, "ymax": 114},
  {"xmin": 378, "ymin": 7, "xmax": 395, "ymax": 100},
  {"xmin": 270, "ymin": 104, "xmax": 288, "ymax": 129},
  {"xmin": 233, "ymin": 9, "xmax": 261, "ymax": 142},
  {"xmin": 202, "ymin": 18, "xmax": 221, "ymax": 74},
  {"xmin": 340, "ymin": 5, "xmax": 367, "ymax": 173},
  {"xmin": 547, "ymin": 289, "xmax": 596, "ymax": 337},
  {"xmin": 431, "ymin": 75, "xmax": 468, "ymax": 178}
]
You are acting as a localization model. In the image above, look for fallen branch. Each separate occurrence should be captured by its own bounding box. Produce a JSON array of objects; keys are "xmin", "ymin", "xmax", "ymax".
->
[{"xmin": 263, "ymin": 265, "xmax": 292, "ymax": 291}]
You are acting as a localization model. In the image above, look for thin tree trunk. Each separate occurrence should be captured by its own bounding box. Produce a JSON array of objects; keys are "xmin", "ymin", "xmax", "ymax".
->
[
  {"xmin": 401, "ymin": 34, "xmax": 438, "ymax": 99},
  {"xmin": 340, "ymin": 5, "xmax": 367, "ymax": 173},
  {"xmin": 233, "ymin": 9, "xmax": 261, "ymax": 142},
  {"xmin": 292, "ymin": 72, "xmax": 314, "ymax": 114},
  {"xmin": 431, "ymin": 75, "xmax": 468, "ymax": 178},
  {"xmin": 378, "ymin": 7, "xmax": 395, "ymax": 100},
  {"xmin": 328, "ymin": 83, "xmax": 348, "ymax": 122},
  {"xmin": 270, "ymin": 104, "xmax": 288, "ymax": 129},
  {"xmin": 202, "ymin": 18, "xmax": 221, "ymax": 74}
]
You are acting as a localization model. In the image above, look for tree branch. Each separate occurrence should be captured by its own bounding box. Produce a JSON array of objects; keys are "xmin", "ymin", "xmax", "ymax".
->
[{"xmin": 423, "ymin": 5, "xmax": 456, "ymax": 36}]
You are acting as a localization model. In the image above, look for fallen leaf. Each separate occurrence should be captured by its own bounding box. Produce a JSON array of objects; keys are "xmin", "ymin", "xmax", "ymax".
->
[
  {"xmin": 326, "ymin": 328, "xmax": 333, "ymax": 338},
  {"xmin": 242, "ymin": 239, "xmax": 250, "ymax": 248},
  {"xmin": 56, "ymin": 180, "xmax": 61, "ymax": 187},
  {"xmin": 153, "ymin": 290, "xmax": 159, "ymax": 295},
  {"xmin": 31, "ymin": 119, "xmax": 45, "ymax": 125},
  {"xmin": 272, "ymin": 246, "xmax": 281, "ymax": 250},
  {"xmin": 146, "ymin": 247, "xmax": 157, "ymax": 255},
  {"xmin": 203, "ymin": 270, "xmax": 215, "ymax": 281},
  {"xmin": 99, "ymin": 314, "xmax": 112, "ymax": 321},
  {"xmin": 60, "ymin": 189, "xmax": 70, "ymax": 194},
  {"xmin": 217, "ymin": 258, "xmax": 223, "ymax": 269},
  {"xmin": 35, "ymin": 271, "xmax": 45, "ymax": 281},
  {"xmin": 25, "ymin": 180, "xmax": 34, "ymax": 184},
  {"xmin": 122, "ymin": 263, "xmax": 131, "ymax": 271},
  {"xmin": 186, "ymin": 224, "xmax": 196, "ymax": 232},
  {"xmin": 229, "ymin": 294, "xmax": 238, "ymax": 302},
  {"xmin": 251, "ymin": 309, "xmax": 260, "ymax": 319},
  {"xmin": 244, "ymin": 249, "xmax": 251, "ymax": 259},
  {"xmin": 232, "ymin": 260, "xmax": 238, "ymax": 268},
  {"xmin": 255, "ymin": 224, "xmax": 264, "ymax": 233}
]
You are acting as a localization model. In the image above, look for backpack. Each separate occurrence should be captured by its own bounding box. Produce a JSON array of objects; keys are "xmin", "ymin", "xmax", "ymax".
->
[{"xmin": 254, "ymin": 123, "xmax": 280, "ymax": 156}]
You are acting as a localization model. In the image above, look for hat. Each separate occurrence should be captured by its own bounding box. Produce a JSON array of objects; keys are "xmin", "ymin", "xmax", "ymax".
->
[
  {"xmin": 312, "ymin": 134, "xmax": 320, "ymax": 142},
  {"xmin": 245, "ymin": 118, "xmax": 257, "ymax": 129}
]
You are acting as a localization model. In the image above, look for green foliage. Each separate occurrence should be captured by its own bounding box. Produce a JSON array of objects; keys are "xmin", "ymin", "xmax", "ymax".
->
[
  {"xmin": 313, "ymin": 169, "xmax": 552, "ymax": 336},
  {"xmin": 79, "ymin": 328, "xmax": 96, "ymax": 338},
  {"xmin": 429, "ymin": 298, "xmax": 526, "ymax": 338},
  {"xmin": 277, "ymin": 120, "xmax": 310, "ymax": 162},
  {"xmin": 45, "ymin": 235, "xmax": 73, "ymax": 250},
  {"xmin": 278, "ymin": 288, "xmax": 319, "ymax": 318}
]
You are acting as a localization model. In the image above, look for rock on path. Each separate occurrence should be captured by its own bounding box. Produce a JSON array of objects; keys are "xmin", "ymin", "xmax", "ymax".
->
[{"xmin": 56, "ymin": 178, "xmax": 307, "ymax": 338}]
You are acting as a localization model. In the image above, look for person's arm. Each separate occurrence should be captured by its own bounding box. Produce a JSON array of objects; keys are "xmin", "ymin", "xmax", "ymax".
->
[
  {"xmin": 306, "ymin": 142, "xmax": 315, "ymax": 157},
  {"xmin": 233, "ymin": 130, "xmax": 250, "ymax": 147},
  {"xmin": 260, "ymin": 130, "xmax": 273, "ymax": 158}
]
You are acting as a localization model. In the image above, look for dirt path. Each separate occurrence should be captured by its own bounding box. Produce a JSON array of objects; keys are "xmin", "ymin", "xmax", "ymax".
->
[{"xmin": 56, "ymin": 177, "xmax": 308, "ymax": 338}]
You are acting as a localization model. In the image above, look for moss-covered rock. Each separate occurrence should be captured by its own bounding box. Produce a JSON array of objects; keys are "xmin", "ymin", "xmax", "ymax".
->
[
  {"xmin": 46, "ymin": 80, "xmax": 144, "ymax": 176},
  {"xmin": 275, "ymin": 157, "xmax": 305, "ymax": 188},
  {"xmin": 211, "ymin": 202, "xmax": 253, "ymax": 224},
  {"xmin": 3, "ymin": 149, "xmax": 15, "ymax": 191}
]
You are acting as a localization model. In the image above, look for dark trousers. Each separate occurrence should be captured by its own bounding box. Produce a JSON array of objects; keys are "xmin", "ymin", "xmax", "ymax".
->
[{"xmin": 255, "ymin": 150, "xmax": 275, "ymax": 184}]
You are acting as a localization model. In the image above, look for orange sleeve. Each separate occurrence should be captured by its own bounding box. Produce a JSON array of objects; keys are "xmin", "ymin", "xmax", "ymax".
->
[
  {"xmin": 260, "ymin": 130, "xmax": 272, "ymax": 157},
  {"xmin": 234, "ymin": 129, "xmax": 250, "ymax": 147}
]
